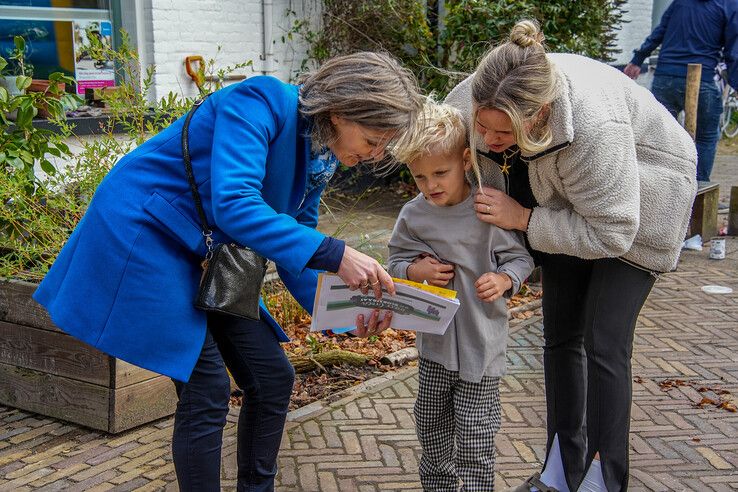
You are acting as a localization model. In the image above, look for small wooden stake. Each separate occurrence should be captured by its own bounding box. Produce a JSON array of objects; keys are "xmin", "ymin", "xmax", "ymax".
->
[
  {"xmin": 685, "ymin": 63, "xmax": 702, "ymax": 139},
  {"xmin": 729, "ymin": 186, "xmax": 738, "ymax": 236}
]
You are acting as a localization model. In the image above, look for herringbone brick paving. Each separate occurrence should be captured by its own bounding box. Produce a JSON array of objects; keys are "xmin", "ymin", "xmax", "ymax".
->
[
  {"xmin": 271, "ymin": 243, "xmax": 738, "ymax": 491},
  {"xmin": 3, "ymin": 145, "xmax": 738, "ymax": 491},
  {"xmin": 0, "ymin": 240, "xmax": 735, "ymax": 491}
]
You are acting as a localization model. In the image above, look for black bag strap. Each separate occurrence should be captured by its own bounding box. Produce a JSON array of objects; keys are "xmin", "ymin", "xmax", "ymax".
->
[{"xmin": 181, "ymin": 96, "xmax": 214, "ymax": 253}]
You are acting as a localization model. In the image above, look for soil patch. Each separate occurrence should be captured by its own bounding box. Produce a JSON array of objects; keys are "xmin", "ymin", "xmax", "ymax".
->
[{"xmin": 718, "ymin": 135, "xmax": 738, "ymax": 155}]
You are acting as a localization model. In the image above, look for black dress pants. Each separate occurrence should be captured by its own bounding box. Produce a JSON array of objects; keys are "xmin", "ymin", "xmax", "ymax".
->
[{"xmin": 539, "ymin": 254, "xmax": 657, "ymax": 492}]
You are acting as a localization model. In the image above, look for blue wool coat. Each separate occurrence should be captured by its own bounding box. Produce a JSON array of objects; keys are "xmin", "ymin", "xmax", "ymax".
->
[{"xmin": 33, "ymin": 76, "xmax": 329, "ymax": 382}]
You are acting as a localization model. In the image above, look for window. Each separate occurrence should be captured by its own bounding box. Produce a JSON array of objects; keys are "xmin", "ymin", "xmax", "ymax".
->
[{"xmin": 0, "ymin": 1, "xmax": 116, "ymax": 93}]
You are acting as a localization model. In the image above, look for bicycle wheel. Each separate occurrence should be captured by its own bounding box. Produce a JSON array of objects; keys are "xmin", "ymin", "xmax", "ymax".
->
[{"xmin": 723, "ymin": 88, "xmax": 738, "ymax": 138}]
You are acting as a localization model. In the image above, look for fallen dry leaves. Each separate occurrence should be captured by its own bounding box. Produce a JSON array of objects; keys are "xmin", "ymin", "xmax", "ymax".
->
[{"xmin": 636, "ymin": 377, "xmax": 738, "ymax": 413}]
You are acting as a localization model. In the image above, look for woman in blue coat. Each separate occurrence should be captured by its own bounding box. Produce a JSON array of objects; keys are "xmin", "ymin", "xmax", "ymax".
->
[{"xmin": 33, "ymin": 52, "xmax": 424, "ymax": 491}]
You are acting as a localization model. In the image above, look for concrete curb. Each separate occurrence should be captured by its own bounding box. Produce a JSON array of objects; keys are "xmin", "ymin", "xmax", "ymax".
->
[
  {"xmin": 285, "ymin": 365, "xmax": 418, "ymax": 424},
  {"xmin": 508, "ymin": 298, "xmax": 542, "ymax": 319}
]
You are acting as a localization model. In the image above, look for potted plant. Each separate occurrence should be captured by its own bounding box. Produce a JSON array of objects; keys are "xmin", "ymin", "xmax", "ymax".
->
[
  {"xmin": 0, "ymin": 36, "xmax": 76, "ymax": 122},
  {"xmin": 0, "ymin": 36, "xmax": 31, "ymax": 89},
  {"xmin": 0, "ymin": 36, "xmax": 32, "ymax": 120}
]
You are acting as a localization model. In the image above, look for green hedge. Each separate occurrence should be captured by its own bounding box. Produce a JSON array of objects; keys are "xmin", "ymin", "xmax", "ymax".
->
[{"xmin": 289, "ymin": 0, "xmax": 627, "ymax": 95}]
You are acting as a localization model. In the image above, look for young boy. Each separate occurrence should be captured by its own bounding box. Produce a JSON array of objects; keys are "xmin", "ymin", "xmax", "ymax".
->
[{"xmin": 388, "ymin": 101, "xmax": 534, "ymax": 491}]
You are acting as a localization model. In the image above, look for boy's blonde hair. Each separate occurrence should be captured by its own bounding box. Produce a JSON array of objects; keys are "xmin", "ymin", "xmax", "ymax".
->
[{"xmin": 393, "ymin": 99, "xmax": 467, "ymax": 165}]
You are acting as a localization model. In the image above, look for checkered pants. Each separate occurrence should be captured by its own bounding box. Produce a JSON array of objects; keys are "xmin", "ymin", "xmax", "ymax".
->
[{"xmin": 414, "ymin": 358, "xmax": 502, "ymax": 492}]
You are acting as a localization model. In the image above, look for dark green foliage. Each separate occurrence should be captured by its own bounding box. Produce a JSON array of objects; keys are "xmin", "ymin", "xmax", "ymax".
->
[{"xmin": 289, "ymin": 0, "xmax": 628, "ymax": 95}]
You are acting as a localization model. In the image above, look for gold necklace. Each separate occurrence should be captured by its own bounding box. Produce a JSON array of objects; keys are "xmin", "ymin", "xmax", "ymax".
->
[{"xmin": 498, "ymin": 148, "xmax": 520, "ymax": 175}]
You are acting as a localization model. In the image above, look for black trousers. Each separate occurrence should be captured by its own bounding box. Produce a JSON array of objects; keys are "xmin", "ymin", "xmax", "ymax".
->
[
  {"xmin": 172, "ymin": 313, "xmax": 295, "ymax": 492},
  {"xmin": 539, "ymin": 254, "xmax": 657, "ymax": 492}
]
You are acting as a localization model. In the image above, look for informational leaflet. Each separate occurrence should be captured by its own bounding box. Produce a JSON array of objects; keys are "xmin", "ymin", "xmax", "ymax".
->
[
  {"xmin": 310, "ymin": 273, "xmax": 460, "ymax": 335},
  {"xmin": 72, "ymin": 20, "xmax": 115, "ymax": 95}
]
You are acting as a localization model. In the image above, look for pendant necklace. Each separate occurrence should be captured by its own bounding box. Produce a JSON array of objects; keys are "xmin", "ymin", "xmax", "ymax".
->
[{"xmin": 498, "ymin": 148, "xmax": 520, "ymax": 175}]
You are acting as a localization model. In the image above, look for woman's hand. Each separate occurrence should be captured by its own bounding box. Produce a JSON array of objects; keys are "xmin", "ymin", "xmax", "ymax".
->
[
  {"xmin": 351, "ymin": 309, "xmax": 393, "ymax": 337},
  {"xmin": 337, "ymin": 245, "xmax": 396, "ymax": 298},
  {"xmin": 474, "ymin": 187, "xmax": 531, "ymax": 231},
  {"xmin": 475, "ymin": 272, "xmax": 512, "ymax": 302},
  {"xmin": 407, "ymin": 256, "xmax": 454, "ymax": 286}
]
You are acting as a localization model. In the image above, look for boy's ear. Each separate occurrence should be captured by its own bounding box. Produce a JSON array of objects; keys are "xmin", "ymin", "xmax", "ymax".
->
[{"xmin": 463, "ymin": 148, "xmax": 472, "ymax": 171}]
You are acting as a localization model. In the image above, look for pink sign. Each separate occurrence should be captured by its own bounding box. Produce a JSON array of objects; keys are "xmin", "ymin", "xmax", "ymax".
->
[
  {"xmin": 72, "ymin": 20, "xmax": 116, "ymax": 95},
  {"xmin": 76, "ymin": 79, "xmax": 115, "ymax": 95}
]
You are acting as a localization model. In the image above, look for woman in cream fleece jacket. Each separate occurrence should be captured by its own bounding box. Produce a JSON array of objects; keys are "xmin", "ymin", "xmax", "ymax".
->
[{"xmin": 445, "ymin": 20, "xmax": 697, "ymax": 492}]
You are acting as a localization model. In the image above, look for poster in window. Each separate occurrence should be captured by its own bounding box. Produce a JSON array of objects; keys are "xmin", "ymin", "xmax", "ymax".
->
[{"xmin": 72, "ymin": 20, "xmax": 114, "ymax": 95}]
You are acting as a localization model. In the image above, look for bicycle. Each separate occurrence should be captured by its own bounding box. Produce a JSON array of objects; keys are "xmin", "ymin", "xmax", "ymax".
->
[{"xmin": 717, "ymin": 64, "xmax": 738, "ymax": 138}]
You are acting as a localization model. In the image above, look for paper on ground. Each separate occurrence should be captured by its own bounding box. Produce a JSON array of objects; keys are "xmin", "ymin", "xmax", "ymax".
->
[{"xmin": 310, "ymin": 273, "xmax": 460, "ymax": 335}]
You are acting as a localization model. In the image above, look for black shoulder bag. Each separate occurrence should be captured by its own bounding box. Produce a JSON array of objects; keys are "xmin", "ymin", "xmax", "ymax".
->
[{"xmin": 182, "ymin": 97, "xmax": 268, "ymax": 320}]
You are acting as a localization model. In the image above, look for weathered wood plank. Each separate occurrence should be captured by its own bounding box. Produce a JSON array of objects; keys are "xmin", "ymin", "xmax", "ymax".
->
[
  {"xmin": 109, "ymin": 376, "xmax": 177, "ymax": 433},
  {"xmin": 114, "ymin": 359, "xmax": 165, "ymax": 388},
  {"xmin": 0, "ymin": 320, "xmax": 110, "ymax": 385},
  {"xmin": 0, "ymin": 280, "xmax": 179, "ymax": 432},
  {"xmin": 729, "ymin": 186, "xmax": 738, "ymax": 235},
  {"xmin": 689, "ymin": 183, "xmax": 719, "ymax": 240},
  {"xmin": 0, "ymin": 361, "xmax": 109, "ymax": 431},
  {"xmin": 0, "ymin": 279, "xmax": 59, "ymax": 332}
]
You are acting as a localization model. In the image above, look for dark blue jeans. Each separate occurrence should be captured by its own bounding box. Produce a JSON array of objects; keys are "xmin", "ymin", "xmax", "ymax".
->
[
  {"xmin": 651, "ymin": 74, "xmax": 722, "ymax": 182},
  {"xmin": 172, "ymin": 313, "xmax": 295, "ymax": 492}
]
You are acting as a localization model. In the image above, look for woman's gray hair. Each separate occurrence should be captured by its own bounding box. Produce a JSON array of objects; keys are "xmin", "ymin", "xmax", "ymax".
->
[
  {"xmin": 299, "ymin": 52, "xmax": 424, "ymax": 164},
  {"xmin": 470, "ymin": 20, "xmax": 560, "ymax": 157}
]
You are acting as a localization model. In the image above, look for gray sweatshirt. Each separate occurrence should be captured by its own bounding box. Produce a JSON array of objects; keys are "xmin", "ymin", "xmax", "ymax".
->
[{"xmin": 387, "ymin": 193, "xmax": 534, "ymax": 382}]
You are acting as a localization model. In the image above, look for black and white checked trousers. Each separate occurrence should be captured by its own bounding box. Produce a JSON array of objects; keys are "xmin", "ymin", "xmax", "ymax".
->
[{"xmin": 414, "ymin": 358, "xmax": 502, "ymax": 491}]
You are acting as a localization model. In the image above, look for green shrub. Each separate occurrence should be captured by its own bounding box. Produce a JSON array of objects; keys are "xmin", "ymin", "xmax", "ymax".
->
[
  {"xmin": 0, "ymin": 36, "xmax": 78, "ymax": 187},
  {"xmin": 288, "ymin": 0, "xmax": 627, "ymax": 95},
  {"xmin": 1, "ymin": 31, "xmax": 258, "ymax": 280},
  {"xmin": 438, "ymin": 0, "xmax": 627, "ymax": 86},
  {"xmin": 1, "ymin": 33, "xmax": 189, "ymax": 280}
]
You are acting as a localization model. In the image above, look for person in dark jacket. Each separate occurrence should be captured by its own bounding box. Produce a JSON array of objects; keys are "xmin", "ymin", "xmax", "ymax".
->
[
  {"xmin": 33, "ymin": 52, "xmax": 423, "ymax": 491},
  {"xmin": 624, "ymin": 0, "xmax": 738, "ymax": 182}
]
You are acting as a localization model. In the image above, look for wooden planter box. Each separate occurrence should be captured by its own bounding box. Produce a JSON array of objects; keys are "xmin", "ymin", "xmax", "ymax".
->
[{"xmin": 0, "ymin": 279, "xmax": 177, "ymax": 433}]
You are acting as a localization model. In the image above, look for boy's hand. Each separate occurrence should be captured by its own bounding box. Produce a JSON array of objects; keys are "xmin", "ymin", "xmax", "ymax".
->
[
  {"xmin": 407, "ymin": 255, "xmax": 454, "ymax": 286},
  {"xmin": 475, "ymin": 272, "xmax": 512, "ymax": 302}
]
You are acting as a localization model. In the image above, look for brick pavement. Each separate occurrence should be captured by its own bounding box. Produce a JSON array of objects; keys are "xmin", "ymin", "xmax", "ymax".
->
[
  {"xmin": 1, "ymin": 156, "xmax": 737, "ymax": 490},
  {"xmin": 272, "ymin": 239, "xmax": 738, "ymax": 491},
  {"xmin": 0, "ymin": 239, "xmax": 736, "ymax": 491}
]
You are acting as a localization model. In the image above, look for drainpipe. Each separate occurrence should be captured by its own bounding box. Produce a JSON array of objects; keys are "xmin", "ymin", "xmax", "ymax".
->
[
  {"xmin": 262, "ymin": 0, "xmax": 274, "ymax": 75},
  {"xmin": 134, "ymin": 0, "xmax": 154, "ymax": 101}
]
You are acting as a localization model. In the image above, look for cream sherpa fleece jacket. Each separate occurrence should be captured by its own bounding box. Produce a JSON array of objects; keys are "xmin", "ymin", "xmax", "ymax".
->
[{"xmin": 445, "ymin": 53, "xmax": 698, "ymax": 273}]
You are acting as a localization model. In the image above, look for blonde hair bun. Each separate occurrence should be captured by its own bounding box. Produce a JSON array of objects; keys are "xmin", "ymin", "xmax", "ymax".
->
[{"xmin": 510, "ymin": 20, "xmax": 544, "ymax": 48}]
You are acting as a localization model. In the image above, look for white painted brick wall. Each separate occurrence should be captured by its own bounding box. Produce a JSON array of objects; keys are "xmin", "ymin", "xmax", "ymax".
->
[
  {"xmin": 272, "ymin": 0, "xmax": 322, "ymax": 81},
  {"xmin": 613, "ymin": 0, "xmax": 655, "ymax": 66},
  {"xmin": 145, "ymin": 0, "xmax": 319, "ymax": 100}
]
